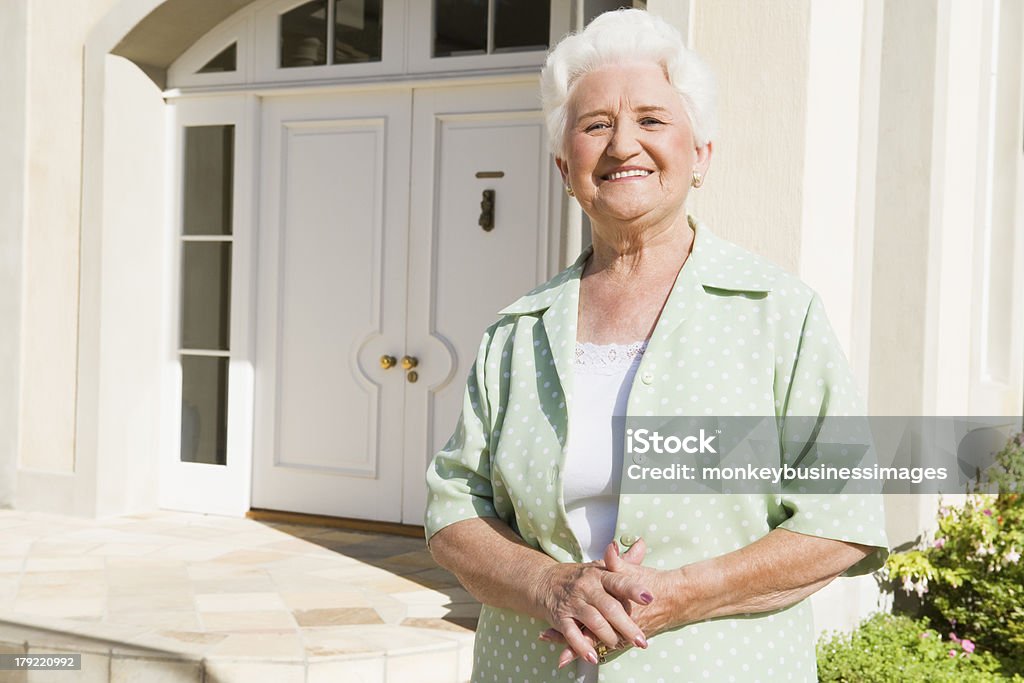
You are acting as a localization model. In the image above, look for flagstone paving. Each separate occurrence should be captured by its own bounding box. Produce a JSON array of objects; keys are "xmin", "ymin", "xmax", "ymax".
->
[{"xmin": 0, "ymin": 510, "xmax": 478, "ymax": 682}]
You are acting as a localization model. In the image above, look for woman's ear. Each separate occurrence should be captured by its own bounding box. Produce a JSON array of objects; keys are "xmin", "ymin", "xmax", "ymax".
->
[
  {"xmin": 555, "ymin": 157, "xmax": 570, "ymax": 185},
  {"xmin": 694, "ymin": 141, "xmax": 713, "ymax": 176}
]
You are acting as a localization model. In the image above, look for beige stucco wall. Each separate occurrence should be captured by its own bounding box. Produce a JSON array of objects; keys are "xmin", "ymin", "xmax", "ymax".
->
[
  {"xmin": 19, "ymin": 0, "xmax": 121, "ymax": 475},
  {"xmin": 15, "ymin": 0, "xmax": 167, "ymax": 516},
  {"xmin": 686, "ymin": 0, "xmax": 809, "ymax": 273}
]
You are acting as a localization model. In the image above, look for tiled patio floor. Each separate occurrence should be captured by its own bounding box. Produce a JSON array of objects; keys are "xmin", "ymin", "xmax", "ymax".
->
[{"xmin": 0, "ymin": 510, "xmax": 479, "ymax": 682}]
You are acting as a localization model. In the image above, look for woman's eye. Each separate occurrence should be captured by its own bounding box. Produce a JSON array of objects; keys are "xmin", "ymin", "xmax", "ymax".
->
[
  {"xmin": 640, "ymin": 117, "xmax": 664, "ymax": 126},
  {"xmin": 585, "ymin": 122, "xmax": 609, "ymax": 132}
]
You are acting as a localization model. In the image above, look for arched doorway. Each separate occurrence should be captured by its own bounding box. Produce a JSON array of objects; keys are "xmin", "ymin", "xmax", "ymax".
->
[{"xmin": 85, "ymin": 0, "xmax": 579, "ymax": 524}]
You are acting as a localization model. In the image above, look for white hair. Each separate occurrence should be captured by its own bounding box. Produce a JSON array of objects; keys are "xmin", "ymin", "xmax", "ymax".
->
[{"xmin": 540, "ymin": 8, "xmax": 718, "ymax": 155}]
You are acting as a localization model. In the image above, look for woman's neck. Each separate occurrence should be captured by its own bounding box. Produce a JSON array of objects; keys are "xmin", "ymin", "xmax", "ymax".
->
[{"xmin": 585, "ymin": 213, "xmax": 695, "ymax": 283}]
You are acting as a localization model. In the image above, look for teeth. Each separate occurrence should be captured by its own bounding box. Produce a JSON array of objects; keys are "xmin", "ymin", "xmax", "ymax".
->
[{"xmin": 606, "ymin": 169, "xmax": 651, "ymax": 180}]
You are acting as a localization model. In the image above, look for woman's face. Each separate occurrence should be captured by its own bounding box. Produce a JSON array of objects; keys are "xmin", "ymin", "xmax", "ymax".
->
[{"xmin": 558, "ymin": 60, "xmax": 711, "ymax": 229}]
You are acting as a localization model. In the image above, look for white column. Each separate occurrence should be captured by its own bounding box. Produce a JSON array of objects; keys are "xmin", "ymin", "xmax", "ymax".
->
[
  {"xmin": 0, "ymin": 0, "xmax": 29, "ymax": 508},
  {"xmin": 799, "ymin": 0, "xmax": 865, "ymax": 359},
  {"xmin": 925, "ymin": 0, "xmax": 986, "ymax": 416},
  {"xmin": 969, "ymin": 0, "xmax": 1024, "ymax": 416}
]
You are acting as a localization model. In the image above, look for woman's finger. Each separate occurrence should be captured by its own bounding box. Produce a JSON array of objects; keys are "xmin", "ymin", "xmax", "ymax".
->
[
  {"xmin": 539, "ymin": 627, "xmax": 565, "ymax": 643},
  {"xmin": 557, "ymin": 628, "xmax": 597, "ymax": 668},
  {"xmin": 601, "ymin": 564, "xmax": 655, "ymax": 607},
  {"xmin": 604, "ymin": 541, "xmax": 628, "ymax": 571},
  {"xmin": 585, "ymin": 589, "xmax": 647, "ymax": 651},
  {"xmin": 601, "ymin": 538, "xmax": 654, "ymax": 606},
  {"xmin": 622, "ymin": 536, "xmax": 647, "ymax": 564},
  {"xmin": 557, "ymin": 616, "xmax": 600, "ymax": 667},
  {"xmin": 576, "ymin": 601, "xmax": 627, "ymax": 648}
]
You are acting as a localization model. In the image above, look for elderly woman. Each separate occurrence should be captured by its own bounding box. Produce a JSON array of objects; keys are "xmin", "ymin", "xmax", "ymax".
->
[{"xmin": 425, "ymin": 9, "xmax": 887, "ymax": 682}]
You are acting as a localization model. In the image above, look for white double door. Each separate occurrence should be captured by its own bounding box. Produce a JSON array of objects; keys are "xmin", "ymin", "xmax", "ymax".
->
[{"xmin": 252, "ymin": 83, "xmax": 557, "ymax": 524}]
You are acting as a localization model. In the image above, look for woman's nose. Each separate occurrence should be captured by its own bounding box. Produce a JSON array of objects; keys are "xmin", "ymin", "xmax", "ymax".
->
[{"xmin": 606, "ymin": 121, "xmax": 642, "ymax": 159}]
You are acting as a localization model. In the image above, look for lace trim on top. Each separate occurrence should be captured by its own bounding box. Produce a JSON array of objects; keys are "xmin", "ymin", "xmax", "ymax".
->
[{"xmin": 574, "ymin": 340, "xmax": 648, "ymax": 374}]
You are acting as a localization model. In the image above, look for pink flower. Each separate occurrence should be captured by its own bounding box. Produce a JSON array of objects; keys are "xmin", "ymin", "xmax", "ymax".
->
[
  {"xmin": 984, "ymin": 509, "xmax": 993, "ymax": 516},
  {"xmin": 949, "ymin": 632, "xmax": 960, "ymax": 643},
  {"xmin": 961, "ymin": 639, "xmax": 975, "ymax": 654},
  {"xmin": 933, "ymin": 537, "xmax": 946, "ymax": 549},
  {"xmin": 949, "ymin": 649, "xmax": 957, "ymax": 657}
]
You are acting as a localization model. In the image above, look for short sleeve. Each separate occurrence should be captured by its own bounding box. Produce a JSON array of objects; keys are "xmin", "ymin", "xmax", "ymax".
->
[
  {"xmin": 771, "ymin": 293, "xmax": 889, "ymax": 576},
  {"xmin": 424, "ymin": 329, "xmax": 500, "ymax": 548}
]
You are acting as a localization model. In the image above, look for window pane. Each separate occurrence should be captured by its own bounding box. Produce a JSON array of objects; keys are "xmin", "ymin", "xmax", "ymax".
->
[
  {"xmin": 183, "ymin": 125, "xmax": 234, "ymax": 236},
  {"xmin": 197, "ymin": 43, "xmax": 237, "ymax": 73},
  {"xmin": 334, "ymin": 0, "xmax": 383, "ymax": 64},
  {"xmin": 433, "ymin": 0, "xmax": 487, "ymax": 57},
  {"xmin": 281, "ymin": 0, "xmax": 328, "ymax": 67},
  {"xmin": 494, "ymin": 0, "xmax": 550, "ymax": 52},
  {"xmin": 181, "ymin": 355, "xmax": 228, "ymax": 465},
  {"xmin": 181, "ymin": 242, "xmax": 231, "ymax": 351}
]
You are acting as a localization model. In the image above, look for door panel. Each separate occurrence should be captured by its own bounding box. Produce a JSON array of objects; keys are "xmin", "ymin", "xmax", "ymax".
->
[
  {"xmin": 277, "ymin": 123, "xmax": 378, "ymax": 475},
  {"xmin": 252, "ymin": 92, "xmax": 411, "ymax": 521},
  {"xmin": 252, "ymin": 83, "xmax": 556, "ymax": 525},
  {"xmin": 403, "ymin": 84, "xmax": 555, "ymax": 524}
]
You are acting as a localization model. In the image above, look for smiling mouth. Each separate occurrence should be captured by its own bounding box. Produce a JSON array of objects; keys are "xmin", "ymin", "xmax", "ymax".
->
[{"xmin": 602, "ymin": 169, "xmax": 653, "ymax": 181}]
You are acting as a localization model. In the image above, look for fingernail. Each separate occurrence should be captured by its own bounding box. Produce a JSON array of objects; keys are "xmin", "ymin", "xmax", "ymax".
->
[
  {"xmin": 585, "ymin": 651, "xmax": 599, "ymax": 665},
  {"xmin": 640, "ymin": 591, "xmax": 654, "ymax": 604},
  {"xmin": 634, "ymin": 634, "xmax": 648, "ymax": 649}
]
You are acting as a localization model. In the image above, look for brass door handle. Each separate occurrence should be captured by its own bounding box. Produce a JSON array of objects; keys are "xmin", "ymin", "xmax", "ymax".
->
[
  {"xmin": 401, "ymin": 356, "xmax": 418, "ymax": 370},
  {"xmin": 478, "ymin": 189, "xmax": 495, "ymax": 231},
  {"xmin": 380, "ymin": 355, "xmax": 397, "ymax": 370}
]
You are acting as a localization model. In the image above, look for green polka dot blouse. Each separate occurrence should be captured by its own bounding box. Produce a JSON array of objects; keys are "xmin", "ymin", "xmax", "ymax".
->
[{"xmin": 425, "ymin": 218, "xmax": 889, "ymax": 683}]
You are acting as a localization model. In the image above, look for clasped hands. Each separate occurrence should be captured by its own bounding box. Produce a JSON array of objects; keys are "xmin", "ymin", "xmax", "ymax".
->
[{"xmin": 534, "ymin": 537, "xmax": 676, "ymax": 669}]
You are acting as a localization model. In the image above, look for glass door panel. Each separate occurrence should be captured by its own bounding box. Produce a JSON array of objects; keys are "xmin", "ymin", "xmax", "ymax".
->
[
  {"xmin": 180, "ymin": 242, "xmax": 232, "ymax": 351},
  {"xmin": 334, "ymin": 0, "xmax": 384, "ymax": 63},
  {"xmin": 180, "ymin": 123, "xmax": 235, "ymax": 466},
  {"xmin": 281, "ymin": 0, "xmax": 329, "ymax": 67},
  {"xmin": 433, "ymin": 0, "xmax": 487, "ymax": 57},
  {"xmin": 493, "ymin": 0, "xmax": 550, "ymax": 52},
  {"xmin": 181, "ymin": 356, "xmax": 229, "ymax": 465}
]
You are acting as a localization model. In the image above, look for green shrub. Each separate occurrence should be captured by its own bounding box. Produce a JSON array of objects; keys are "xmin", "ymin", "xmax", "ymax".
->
[
  {"xmin": 883, "ymin": 432, "xmax": 1024, "ymax": 675},
  {"xmin": 817, "ymin": 612, "xmax": 1011, "ymax": 682}
]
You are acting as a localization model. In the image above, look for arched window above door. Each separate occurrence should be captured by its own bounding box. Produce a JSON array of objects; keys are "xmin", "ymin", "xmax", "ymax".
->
[{"xmin": 167, "ymin": 0, "xmax": 570, "ymax": 90}]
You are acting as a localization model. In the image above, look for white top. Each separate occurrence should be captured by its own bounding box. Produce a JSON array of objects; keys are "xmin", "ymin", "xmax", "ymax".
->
[
  {"xmin": 565, "ymin": 340, "xmax": 647, "ymax": 683},
  {"xmin": 565, "ymin": 340, "xmax": 648, "ymax": 562}
]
